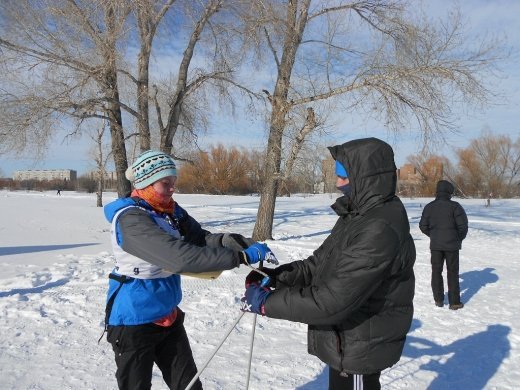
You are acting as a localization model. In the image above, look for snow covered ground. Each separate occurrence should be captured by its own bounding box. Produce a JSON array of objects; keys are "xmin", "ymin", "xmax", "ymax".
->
[{"xmin": 0, "ymin": 190, "xmax": 518, "ymax": 389}]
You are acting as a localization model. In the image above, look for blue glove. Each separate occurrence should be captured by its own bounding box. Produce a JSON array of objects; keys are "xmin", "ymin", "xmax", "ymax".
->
[
  {"xmin": 240, "ymin": 284, "xmax": 271, "ymax": 315},
  {"xmin": 242, "ymin": 242, "xmax": 276, "ymax": 265}
]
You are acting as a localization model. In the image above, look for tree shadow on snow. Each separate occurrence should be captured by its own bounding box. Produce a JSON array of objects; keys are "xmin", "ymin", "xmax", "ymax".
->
[
  {"xmin": 402, "ymin": 319, "xmax": 510, "ymax": 389},
  {"xmin": 0, "ymin": 243, "xmax": 99, "ymax": 256},
  {"xmin": 459, "ymin": 267, "xmax": 498, "ymax": 304},
  {"xmin": 201, "ymin": 207, "xmax": 334, "ymax": 232},
  {"xmin": 0, "ymin": 278, "xmax": 70, "ymax": 298}
]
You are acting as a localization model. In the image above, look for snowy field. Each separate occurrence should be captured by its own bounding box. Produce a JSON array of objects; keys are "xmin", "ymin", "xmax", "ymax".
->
[{"xmin": 0, "ymin": 190, "xmax": 519, "ymax": 389}]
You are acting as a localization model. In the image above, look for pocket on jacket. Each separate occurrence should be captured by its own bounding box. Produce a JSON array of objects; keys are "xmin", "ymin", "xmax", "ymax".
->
[{"xmin": 308, "ymin": 327, "xmax": 343, "ymax": 370}]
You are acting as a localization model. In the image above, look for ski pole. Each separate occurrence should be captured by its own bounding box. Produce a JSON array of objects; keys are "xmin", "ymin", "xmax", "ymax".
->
[
  {"xmin": 245, "ymin": 258, "xmax": 267, "ymax": 390},
  {"xmin": 185, "ymin": 311, "xmax": 246, "ymax": 390},
  {"xmin": 245, "ymin": 309, "xmax": 257, "ymax": 390}
]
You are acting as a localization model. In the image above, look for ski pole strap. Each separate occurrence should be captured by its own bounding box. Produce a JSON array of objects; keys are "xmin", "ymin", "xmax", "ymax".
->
[
  {"xmin": 97, "ymin": 273, "xmax": 133, "ymax": 343},
  {"xmin": 244, "ymin": 263, "xmax": 271, "ymax": 287}
]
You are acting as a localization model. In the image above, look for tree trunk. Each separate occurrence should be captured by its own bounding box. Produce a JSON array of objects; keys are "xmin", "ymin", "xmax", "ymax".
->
[
  {"xmin": 106, "ymin": 86, "xmax": 130, "ymax": 197},
  {"xmin": 105, "ymin": 5, "xmax": 130, "ymax": 197},
  {"xmin": 137, "ymin": 50, "xmax": 151, "ymax": 151},
  {"xmin": 252, "ymin": 0, "xmax": 308, "ymax": 241},
  {"xmin": 162, "ymin": 0, "xmax": 222, "ymax": 153},
  {"xmin": 253, "ymin": 175, "xmax": 278, "ymax": 240},
  {"xmin": 136, "ymin": 4, "xmax": 153, "ymax": 151},
  {"xmin": 96, "ymin": 176, "xmax": 103, "ymax": 207},
  {"xmin": 252, "ymin": 105, "xmax": 285, "ymax": 240}
]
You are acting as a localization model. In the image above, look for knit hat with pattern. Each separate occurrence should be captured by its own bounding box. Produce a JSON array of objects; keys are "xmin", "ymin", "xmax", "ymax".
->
[{"xmin": 125, "ymin": 150, "xmax": 177, "ymax": 189}]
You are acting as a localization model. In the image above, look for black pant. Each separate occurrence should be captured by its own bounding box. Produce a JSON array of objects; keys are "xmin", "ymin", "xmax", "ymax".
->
[
  {"xmin": 329, "ymin": 367, "xmax": 381, "ymax": 390},
  {"xmin": 107, "ymin": 310, "xmax": 202, "ymax": 390},
  {"xmin": 431, "ymin": 250, "xmax": 461, "ymax": 305}
]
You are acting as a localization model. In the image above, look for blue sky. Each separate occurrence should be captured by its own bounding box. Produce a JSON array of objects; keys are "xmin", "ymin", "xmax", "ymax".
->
[{"xmin": 1, "ymin": 0, "xmax": 519, "ymax": 177}]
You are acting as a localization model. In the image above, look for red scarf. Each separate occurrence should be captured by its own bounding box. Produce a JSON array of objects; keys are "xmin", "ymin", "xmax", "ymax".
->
[{"xmin": 131, "ymin": 187, "xmax": 174, "ymax": 214}]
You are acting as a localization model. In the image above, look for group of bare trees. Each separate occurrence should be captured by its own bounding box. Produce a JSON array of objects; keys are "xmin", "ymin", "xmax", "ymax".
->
[
  {"xmin": 0, "ymin": 0, "xmax": 504, "ymax": 239},
  {"xmin": 174, "ymin": 143, "xmax": 323, "ymax": 195},
  {"xmin": 403, "ymin": 132, "xmax": 520, "ymax": 198}
]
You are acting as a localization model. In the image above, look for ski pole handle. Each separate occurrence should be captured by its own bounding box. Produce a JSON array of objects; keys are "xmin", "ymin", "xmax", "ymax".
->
[{"xmin": 260, "ymin": 276, "xmax": 270, "ymax": 287}]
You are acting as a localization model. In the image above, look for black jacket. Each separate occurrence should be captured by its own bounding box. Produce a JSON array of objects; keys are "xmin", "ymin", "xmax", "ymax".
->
[
  {"xmin": 264, "ymin": 138, "xmax": 416, "ymax": 375},
  {"xmin": 419, "ymin": 180, "xmax": 468, "ymax": 251}
]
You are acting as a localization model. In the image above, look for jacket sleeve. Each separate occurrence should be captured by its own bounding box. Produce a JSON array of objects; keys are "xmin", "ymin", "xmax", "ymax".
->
[
  {"xmin": 454, "ymin": 203, "xmax": 468, "ymax": 240},
  {"xmin": 117, "ymin": 208, "xmax": 241, "ymax": 273},
  {"xmin": 264, "ymin": 220, "xmax": 399, "ymax": 325},
  {"xmin": 271, "ymin": 255, "xmax": 319, "ymax": 289},
  {"xmin": 419, "ymin": 206, "xmax": 430, "ymax": 236},
  {"xmin": 175, "ymin": 206, "xmax": 220, "ymax": 247},
  {"xmin": 175, "ymin": 206, "xmax": 252, "ymax": 250}
]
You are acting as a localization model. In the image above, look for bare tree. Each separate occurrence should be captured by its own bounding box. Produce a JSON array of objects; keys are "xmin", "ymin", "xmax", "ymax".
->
[
  {"xmin": 0, "ymin": 0, "xmax": 247, "ymax": 196},
  {"xmin": 131, "ymin": 0, "xmax": 176, "ymax": 151},
  {"xmin": 237, "ymin": 0, "xmax": 502, "ymax": 240},
  {"xmin": 406, "ymin": 154, "xmax": 446, "ymax": 196},
  {"xmin": 0, "ymin": 0, "xmax": 132, "ymax": 196},
  {"xmin": 456, "ymin": 131, "xmax": 520, "ymax": 197},
  {"xmin": 87, "ymin": 119, "xmax": 112, "ymax": 207},
  {"xmin": 155, "ymin": 0, "xmax": 261, "ymax": 157}
]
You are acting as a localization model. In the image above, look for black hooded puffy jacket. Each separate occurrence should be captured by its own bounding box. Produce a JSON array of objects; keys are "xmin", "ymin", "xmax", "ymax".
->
[
  {"xmin": 264, "ymin": 138, "xmax": 416, "ymax": 375},
  {"xmin": 419, "ymin": 180, "xmax": 468, "ymax": 251}
]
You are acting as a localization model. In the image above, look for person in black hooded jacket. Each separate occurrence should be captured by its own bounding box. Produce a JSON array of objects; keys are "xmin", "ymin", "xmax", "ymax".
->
[
  {"xmin": 240, "ymin": 138, "xmax": 416, "ymax": 390},
  {"xmin": 419, "ymin": 180, "xmax": 468, "ymax": 310}
]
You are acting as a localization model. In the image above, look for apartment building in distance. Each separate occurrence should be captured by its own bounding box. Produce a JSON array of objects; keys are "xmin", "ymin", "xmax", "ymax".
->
[{"xmin": 13, "ymin": 169, "xmax": 77, "ymax": 182}]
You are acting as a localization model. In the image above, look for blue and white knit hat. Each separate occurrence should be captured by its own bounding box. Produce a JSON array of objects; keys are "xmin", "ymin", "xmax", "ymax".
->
[{"xmin": 125, "ymin": 150, "xmax": 177, "ymax": 189}]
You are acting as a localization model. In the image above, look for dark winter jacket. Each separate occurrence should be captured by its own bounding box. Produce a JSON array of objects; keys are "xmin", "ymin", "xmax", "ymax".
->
[
  {"xmin": 264, "ymin": 138, "xmax": 416, "ymax": 375},
  {"xmin": 419, "ymin": 180, "xmax": 468, "ymax": 251}
]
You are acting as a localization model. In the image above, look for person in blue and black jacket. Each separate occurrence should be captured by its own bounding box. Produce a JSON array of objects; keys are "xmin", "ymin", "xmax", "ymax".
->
[{"xmin": 102, "ymin": 150, "xmax": 274, "ymax": 390}]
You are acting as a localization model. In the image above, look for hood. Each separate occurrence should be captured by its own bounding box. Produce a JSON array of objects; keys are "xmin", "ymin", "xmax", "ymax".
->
[
  {"xmin": 328, "ymin": 137, "xmax": 396, "ymax": 214},
  {"xmin": 435, "ymin": 180, "xmax": 454, "ymax": 199},
  {"xmin": 103, "ymin": 197, "xmax": 138, "ymax": 223}
]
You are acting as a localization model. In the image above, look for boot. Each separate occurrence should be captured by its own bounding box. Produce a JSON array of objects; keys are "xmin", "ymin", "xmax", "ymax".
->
[{"xmin": 449, "ymin": 303, "xmax": 464, "ymax": 310}]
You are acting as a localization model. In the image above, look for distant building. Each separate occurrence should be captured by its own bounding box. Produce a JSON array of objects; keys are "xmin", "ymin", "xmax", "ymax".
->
[
  {"xmin": 86, "ymin": 170, "xmax": 116, "ymax": 181},
  {"xmin": 13, "ymin": 169, "xmax": 77, "ymax": 182},
  {"xmin": 397, "ymin": 163, "xmax": 421, "ymax": 184}
]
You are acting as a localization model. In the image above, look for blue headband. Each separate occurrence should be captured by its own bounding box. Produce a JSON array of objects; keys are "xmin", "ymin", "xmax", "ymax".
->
[{"xmin": 335, "ymin": 160, "xmax": 348, "ymax": 178}]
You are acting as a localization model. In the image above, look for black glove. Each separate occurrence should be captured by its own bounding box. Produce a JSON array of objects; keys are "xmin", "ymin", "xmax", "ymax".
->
[
  {"xmin": 222, "ymin": 233, "xmax": 255, "ymax": 251},
  {"xmin": 244, "ymin": 264, "xmax": 295, "ymax": 288},
  {"xmin": 245, "ymin": 268, "xmax": 276, "ymax": 288}
]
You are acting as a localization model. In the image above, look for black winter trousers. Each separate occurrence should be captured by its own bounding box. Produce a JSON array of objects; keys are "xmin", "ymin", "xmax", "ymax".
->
[
  {"xmin": 329, "ymin": 367, "xmax": 381, "ymax": 390},
  {"xmin": 107, "ymin": 309, "xmax": 202, "ymax": 390},
  {"xmin": 431, "ymin": 250, "xmax": 461, "ymax": 305}
]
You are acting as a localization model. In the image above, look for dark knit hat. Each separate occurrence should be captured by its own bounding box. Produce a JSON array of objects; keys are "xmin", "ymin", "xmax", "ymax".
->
[{"xmin": 125, "ymin": 150, "xmax": 177, "ymax": 189}]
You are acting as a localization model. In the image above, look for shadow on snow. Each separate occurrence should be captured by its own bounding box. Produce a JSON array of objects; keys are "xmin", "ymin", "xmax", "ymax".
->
[
  {"xmin": 460, "ymin": 267, "xmax": 498, "ymax": 304},
  {"xmin": 0, "ymin": 243, "xmax": 99, "ymax": 256},
  {"xmin": 402, "ymin": 319, "xmax": 510, "ymax": 389},
  {"xmin": 0, "ymin": 278, "xmax": 70, "ymax": 298},
  {"xmin": 298, "ymin": 320, "xmax": 510, "ymax": 389}
]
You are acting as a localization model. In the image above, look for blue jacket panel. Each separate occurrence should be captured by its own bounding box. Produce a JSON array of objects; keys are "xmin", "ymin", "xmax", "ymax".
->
[{"xmin": 107, "ymin": 273, "xmax": 181, "ymax": 325}]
